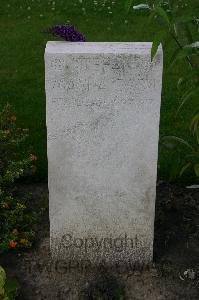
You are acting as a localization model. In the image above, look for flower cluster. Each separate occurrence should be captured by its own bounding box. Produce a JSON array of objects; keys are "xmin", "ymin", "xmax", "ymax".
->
[
  {"xmin": 0, "ymin": 104, "xmax": 39, "ymax": 253},
  {"xmin": 47, "ymin": 24, "xmax": 86, "ymax": 42}
]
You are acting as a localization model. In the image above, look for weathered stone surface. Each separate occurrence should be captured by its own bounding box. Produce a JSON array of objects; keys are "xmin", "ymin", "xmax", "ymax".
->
[{"xmin": 45, "ymin": 42, "xmax": 163, "ymax": 264}]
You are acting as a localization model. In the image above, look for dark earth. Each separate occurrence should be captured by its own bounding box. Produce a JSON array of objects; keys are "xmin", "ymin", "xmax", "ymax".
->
[{"xmin": 1, "ymin": 180, "xmax": 199, "ymax": 299}]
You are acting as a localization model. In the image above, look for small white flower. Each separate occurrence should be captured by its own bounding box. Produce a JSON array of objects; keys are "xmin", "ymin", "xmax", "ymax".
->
[
  {"xmin": 27, "ymin": 6, "xmax": 31, "ymax": 10},
  {"xmin": 7, "ymin": 4, "xmax": 10, "ymax": 7},
  {"xmin": 40, "ymin": 14, "xmax": 43, "ymax": 17},
  {"xmin": 107, "ymin": 6, "xmax": 111, "ymax": 10},
  {"xmin": 124, "ymin": 20, "xmax": 128, "ymax": 24},
  {"xmin": 27, "ymin": 16, "xmax": 31, "ymax": 19},
  {"xmin": 109, "ymin": 11, "xmax": 112, "ymax": 14},
  {"xmin": 79, "ymin": 0, "xmax": 83, "ymax": 3},
  {"xmin": 51, "ymin": 7, "xmax": 55, "ymax": 10}
]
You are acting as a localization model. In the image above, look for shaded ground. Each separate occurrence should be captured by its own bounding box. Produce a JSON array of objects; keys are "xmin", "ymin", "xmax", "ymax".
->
[{"xmin": 0, "ymin": 181, "xmax": 199, "ymax": 299}]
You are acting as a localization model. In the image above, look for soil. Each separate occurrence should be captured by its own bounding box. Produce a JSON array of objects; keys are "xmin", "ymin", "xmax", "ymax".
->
[{"xmin": 0, "ymin": 181, "xmax": 199, "ymax": 300}]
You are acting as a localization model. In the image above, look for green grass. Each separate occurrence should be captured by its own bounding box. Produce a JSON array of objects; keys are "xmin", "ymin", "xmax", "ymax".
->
[{"xmin": 0, "ymin": 0, "xmax": 198, "ymax": 182}]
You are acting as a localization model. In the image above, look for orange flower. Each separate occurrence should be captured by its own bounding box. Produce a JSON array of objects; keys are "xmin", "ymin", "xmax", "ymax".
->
[
  {"xmin": 20, "ymin": 238, "xmax": 28, "ymax": 245},
  {"xmin": 10, "ymin": 115, "xmax": 17, "ymax": 122},
  {"xmin": 31, "ymin": 165, "xmax": 37, "ymax": 173},
  {"xmin": 12, "ymin": 229, "xmax": 19, "ymax": 235},
  {"xmin": 8, "ymin": 240, "xmax": 17, "ymax": 248},
  {"xmin": 30, "ymin": 154, "xmax": 38, "ymax": 161}
]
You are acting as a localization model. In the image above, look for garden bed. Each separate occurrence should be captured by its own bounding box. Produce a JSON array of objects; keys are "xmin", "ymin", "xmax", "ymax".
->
[{"xmin": 0, "ymin": 181, "xmax": 199, "ymax": 299}]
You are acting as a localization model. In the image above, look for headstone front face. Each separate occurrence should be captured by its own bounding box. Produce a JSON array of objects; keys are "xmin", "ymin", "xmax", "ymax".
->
[{"xmin": 45, "ymin": 42, "xmax": 163, "ymax": 264}]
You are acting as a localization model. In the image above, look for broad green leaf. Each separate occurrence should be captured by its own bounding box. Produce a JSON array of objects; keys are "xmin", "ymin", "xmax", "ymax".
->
[
  {"xmin": 190, "ymin": 112, "xmax": 199, "ymax": 144},
  {"xmin": 190, "ymin": 112, "xmax": 199, "ymax": 134},
  {"xmin": 170, "ymin": 47, "xmax": 196, "ymax": 67},
  {"xmin": 151, "ymin": 31, "xmax": 165, "ymax": 61},
  {"xmin": 177, "ymin": 86, "xmax": 199, "ymax": 113},
  {"xmin": 177, "ymin": 68, "xmax": 199, "ymax": 89},
  {"xmin": 180, "ymin": 162, "xmax": 192, "ymax": 176},
  {"xmin": 153, "ymin": 6, "xmax": 170, "ymax": 26},
  {"xmin": 133, "ymin": 4, "xmax": 150, "ymax": 10},
  {"xmin": 169, "ymin": 47, "xmax": 182, "ymax": 68},
  {"xmin": 194, "ymin": 164, "xmax": 199, "ymax": 177},
  {"xmin": 161, "ymin": 135, "xmax": 194, "ymax": 151}
]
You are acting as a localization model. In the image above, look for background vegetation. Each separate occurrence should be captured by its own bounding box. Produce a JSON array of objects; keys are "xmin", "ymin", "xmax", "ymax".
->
[{"xmin": 0, "ymin": 0, "xmax": 198, "ymax": 182}]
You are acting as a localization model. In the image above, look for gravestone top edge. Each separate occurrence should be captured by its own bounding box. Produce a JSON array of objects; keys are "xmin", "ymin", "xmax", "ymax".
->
[{"xmin": 45, "ymin": 41, "xmax": 163, "ymax": 55}]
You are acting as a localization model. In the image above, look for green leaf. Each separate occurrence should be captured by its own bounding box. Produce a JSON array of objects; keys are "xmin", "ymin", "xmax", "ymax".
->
[
  {"xmin": 180, "ymin": 162, "xmax": 192, "ymax": 176},
  {"xmin": 177, "ymin": 68, "xmax": 199, "ymax": 89},
  {"xmin": 153, "ymin": 6, "xmax": 170, "ymax": 26},
  {"xmin": 190, "ymin": 112, "xmax": 199, "ymax": 135},
  {"xmin": 148, "ymin": 10, "xmax": 156, "ymax": 24},
  {"xmin": 151, "ymin": 31, "xmax": 165, "ymax": 61},
  {"xmin": 177, "ymin": 86, "xmax": 199, "ymax": 113},
  {"xmin": 161, "ymin": 135, "xmax": 194, "ymax": 151},
  {"xmin": 169, "ymin": 47, "xmax": 182, "ymax": 68},
  {"xmin": 170, "ymin": 46, "xmax": 197, "ymax": 67},
  {"xmin": 194, "ymin": 164, "xmax": 199, "ymax": 177},
  {"xmin": 190, "ymin": 112, "xmax": 199, "ymax": 144}
]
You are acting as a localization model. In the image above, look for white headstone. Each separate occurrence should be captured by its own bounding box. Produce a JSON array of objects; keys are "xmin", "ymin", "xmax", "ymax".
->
[{"xmin": 45, "ymin": 42, "xmax": 163, "ymax": 264}]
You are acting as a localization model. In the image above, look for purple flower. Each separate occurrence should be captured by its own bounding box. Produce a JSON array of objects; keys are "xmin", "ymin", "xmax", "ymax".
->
[{"xmin": 47, "ymin": 24, "xmax": 86, "ymax": 42}]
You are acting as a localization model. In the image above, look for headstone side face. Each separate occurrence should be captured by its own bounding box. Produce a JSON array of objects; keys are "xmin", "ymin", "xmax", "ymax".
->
[{"xmin": 45, "ymin": 42, "xmax": 163, "ymax": 265}]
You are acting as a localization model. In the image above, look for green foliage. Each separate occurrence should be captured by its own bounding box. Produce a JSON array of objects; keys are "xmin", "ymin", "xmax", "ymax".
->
[
  {"xmin": 0, "ymin": 266, "xmax": 19, "ymax": 300},
  {"xmin": 160, "ymin": 134, "xmax": 199, "ymax": 179},
  {"xmin": 127, "ymin": 0, "xmax": 199, "ymax": 180},
  {"xmin": 0, "ymin": 104, "xmax": 38, "ymax": 253}
]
